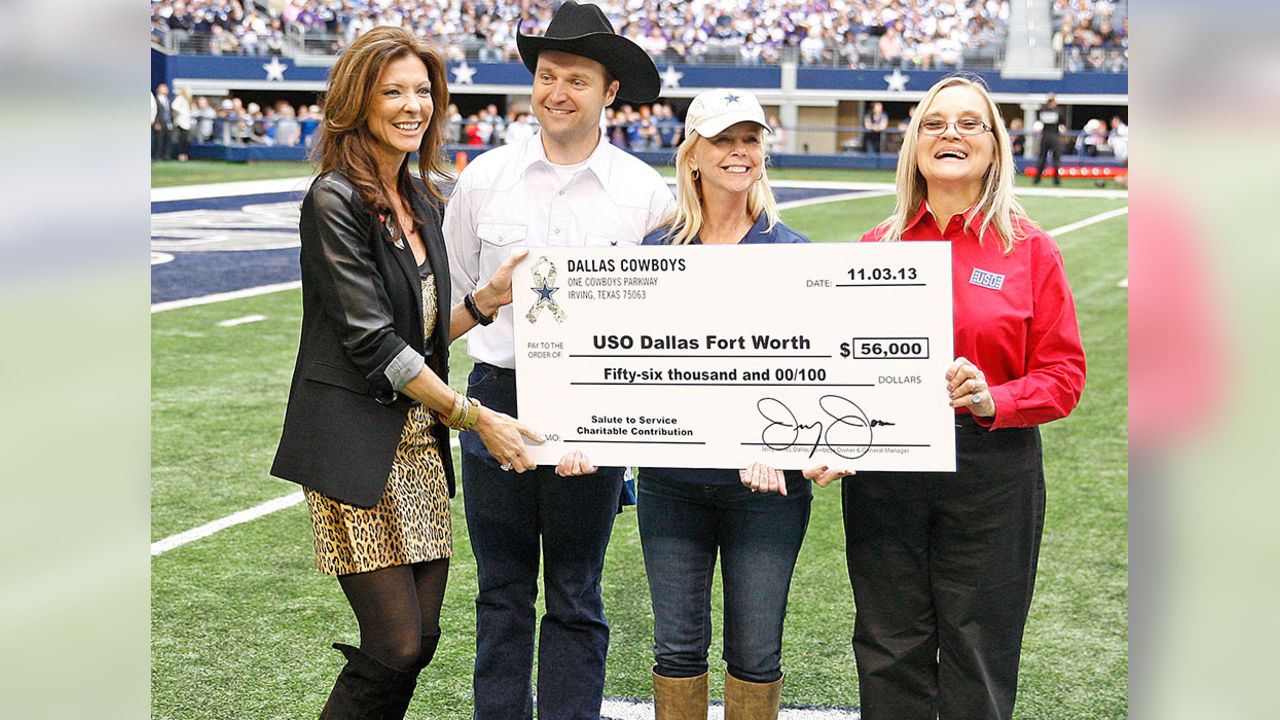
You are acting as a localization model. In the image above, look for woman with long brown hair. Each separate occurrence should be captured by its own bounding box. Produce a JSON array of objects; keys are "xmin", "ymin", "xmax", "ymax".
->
[{"xmin": 270, "ymin": 27, "xmax": 540, "ymax": 718}]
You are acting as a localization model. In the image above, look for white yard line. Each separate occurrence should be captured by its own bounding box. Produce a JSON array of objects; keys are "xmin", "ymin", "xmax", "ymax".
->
[
  {"xmin": 1046, "ymin": 206, "xmax": 1128, "ymax": 237},
  {"xmin": 778, "ymin": 190, "xmax": 894, "ymax": 211},
  {"xmin": 151, "ymin": 281, "xmax": 301, "ymax": 314},
  {"xmin": 152, "ymin": 491, "xmax": 304, "ymax": 556},
  {"xmin": 152, "ymin": 440, "xmax": 462, "ymax": 557},
  {"xmin": 151, "ymin": 176, "xmax": 1127, "ymax": 203},
  {"xmin": 216, "ymin": 314, "xmax": 267, "ymax": 327},
  {"xmin": 151, "ymin": 177, "xmax": 313, "ymax": 202},
  {"xmin": 601, "ymin": 698, "xmax": 858, "ymax": 719}
]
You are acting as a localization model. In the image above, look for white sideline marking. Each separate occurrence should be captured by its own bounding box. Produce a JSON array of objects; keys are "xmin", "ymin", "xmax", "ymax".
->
[
  {"xmin": 152, "ymin": 491, "xmax": 305, "ymax": 556},
  {"xmin": 153, "ymin": 440, "xmax": 463, "ymax": 556},
  {"xmin": 601, "ymin": 698, "xmax": 859, "ymax": 719},
  {"xmin": 1047, "ymin": 206, "xmax": 1128, "ymax": 237},
  {"xmin": 151, "ymin": 281, "xmax": 301, "ymax": 314},
  {"xmin": 150, "ymin": 176, "xmax": 1127, "ymax": 203},
  {"xmin": 216, "ymin": 314, "xmax": 266, "ymax": 327},
  {"xmin": 151, "ymin": 177, "xmax": 313, "ymax": 202},
  {"xmin": 779, "ymin": 190, "xmax": 893, "ymax": 211}
]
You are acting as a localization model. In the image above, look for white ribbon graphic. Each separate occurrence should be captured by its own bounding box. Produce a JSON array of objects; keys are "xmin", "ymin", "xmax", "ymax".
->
[{"xmin": 526, "ymin": 256, "xmax": 567, "ymax": 324}]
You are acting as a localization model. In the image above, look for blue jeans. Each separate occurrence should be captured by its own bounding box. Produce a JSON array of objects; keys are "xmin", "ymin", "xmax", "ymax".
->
[
  {"xmin": 637, "ymin": 473, "xmax": 812, "ymax": 683},
  {"xmin": 461, "ymin": 363, "xmax": 624, "ymax": 720}
]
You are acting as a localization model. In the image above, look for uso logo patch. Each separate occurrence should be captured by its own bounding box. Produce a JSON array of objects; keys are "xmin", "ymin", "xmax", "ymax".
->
[{"xmin": 969, "ymin": 268, "xmax": 1005, "ymax": 290}]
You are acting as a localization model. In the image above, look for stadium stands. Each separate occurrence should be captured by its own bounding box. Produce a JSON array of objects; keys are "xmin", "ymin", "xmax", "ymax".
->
[
  {"xmin": 149, "ymin": 0, "xmax": 1077, "ymax": 71},
  {"xmin": 150, "ymin": 1, "xmax": 1127, "ymax": 166},
  {"xmin": 1053, "ymin": 0, "xmax": 1128, "ymax": 71}
]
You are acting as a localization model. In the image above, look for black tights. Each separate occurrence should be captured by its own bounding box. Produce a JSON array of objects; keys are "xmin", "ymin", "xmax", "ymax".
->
[{"xmin": 337, "ymin": 559, "xmax": 449, "ymax": 671}]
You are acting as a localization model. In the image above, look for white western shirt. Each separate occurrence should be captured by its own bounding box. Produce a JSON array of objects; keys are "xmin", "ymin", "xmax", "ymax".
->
[{"xmin": 444, "ymin": 131, "xmax": 676, "ymax": 368}]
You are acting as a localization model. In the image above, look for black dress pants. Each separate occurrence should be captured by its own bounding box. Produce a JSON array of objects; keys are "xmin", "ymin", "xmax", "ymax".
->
[
  {"xmin": 1034, "ymin": 136, "xmax": 1061, "ymax": 185},
  {"xmin": 842, "ymin": 416, "xmax": 1045, "ymax": 720}
]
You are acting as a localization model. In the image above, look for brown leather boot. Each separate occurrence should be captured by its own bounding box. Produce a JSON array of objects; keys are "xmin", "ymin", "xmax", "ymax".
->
[
  {"xmin": 652, "ymin": 671, "xmax": 709, "ymax": 720},
  {"xmin": 724, "ymin": 672, "xmax": 783, "ymax": 720}
]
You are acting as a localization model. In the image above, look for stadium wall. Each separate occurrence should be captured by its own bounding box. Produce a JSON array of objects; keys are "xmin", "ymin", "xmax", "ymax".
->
[
  {"xmin": 157, "ymin": 51, "xmax": 1127, "ymax": 170},
  {"xmin": 153, "ymin": 53, "xmax": 1127, "ymax": 103},
  {"xmin": 185, "ymin": 142, "xmax": 1127, "ymax": 173}
]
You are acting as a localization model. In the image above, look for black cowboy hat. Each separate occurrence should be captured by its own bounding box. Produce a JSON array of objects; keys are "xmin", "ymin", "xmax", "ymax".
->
[{"xmin": 516, "ymin": 1, "xmax": 660, "ymax": 103}]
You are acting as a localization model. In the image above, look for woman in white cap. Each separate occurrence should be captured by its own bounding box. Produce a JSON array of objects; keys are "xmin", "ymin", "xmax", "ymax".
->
[{"xmin": 637, "ymin": 88, "xmax": 847, "ymax": 719}]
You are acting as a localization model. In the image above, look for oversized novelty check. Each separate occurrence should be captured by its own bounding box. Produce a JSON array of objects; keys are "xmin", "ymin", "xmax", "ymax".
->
[{"xmin": 512, "ymin": 242, "xmax": 956, "ymax": 471}]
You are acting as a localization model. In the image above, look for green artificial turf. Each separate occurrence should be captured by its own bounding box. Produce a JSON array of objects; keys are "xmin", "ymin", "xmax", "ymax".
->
[
  {"xmin": 151, "ymin": 160, "xmax": 318, "ymax": 187},
  {"xmin": 151, "ymin": 158, "xmax": 1122, "ymax": 191},
  {"xmin": 152, "ymin": 185, "xmax": 1127, "ymax": 718}
]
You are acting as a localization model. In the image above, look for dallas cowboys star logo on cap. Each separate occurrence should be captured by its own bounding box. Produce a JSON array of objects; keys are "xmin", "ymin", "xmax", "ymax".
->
[{"xmin": 724, "ymin": 93, "xmax": 741, "ymax": 104}]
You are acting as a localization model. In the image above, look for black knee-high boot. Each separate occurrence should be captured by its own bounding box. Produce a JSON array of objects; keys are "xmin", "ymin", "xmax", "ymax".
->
[
  {"xmin": 318, "ymin": 643, "xmax": 417, "ymax": 720},
  {"xmin": 382, "ymin": 632, "xmax": 441, "ymax": 719}
]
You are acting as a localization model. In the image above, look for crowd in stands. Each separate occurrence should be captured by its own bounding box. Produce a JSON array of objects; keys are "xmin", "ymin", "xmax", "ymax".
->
[
  {"xmin": 151, "ymin": 90, "xmax": 697, "ymax": 159},
  {"xmin": 152, "ymin": 1, "xmax": 1129, "ymax": 72},
  {"xmin": 1052, "ymin": 0, "xmax": 1127, "ymax": 72},
  {"xmin": 183, "ymin": 98, "xmax": 323, "ymax": 148},
  {"xmin": 154, "ymin": 86, "xmax": 1129, "ymax": 163},
  {"xmin": 151, "ymin": 0, "xmax": 289, "ymax": 56},
  {"xmin": 152, "ymin": 0, "xmax": 1023, "ymax": 70},
  {"xmin": 444, "ymin": 101, "xmax": 687, "ymax": 150},
  {"xmin": 152, "ymin": 86, "xmax": 324, "ymax": 160}
]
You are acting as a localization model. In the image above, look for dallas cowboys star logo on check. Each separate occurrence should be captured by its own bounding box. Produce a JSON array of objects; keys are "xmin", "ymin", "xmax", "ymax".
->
[{"xmin": 526, "ymin": 256, "xmax": 567, "ymax": 324}]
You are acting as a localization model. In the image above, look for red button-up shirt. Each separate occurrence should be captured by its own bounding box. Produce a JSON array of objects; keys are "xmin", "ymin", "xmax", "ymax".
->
[{"xmin": 861, "ymin": 203, "xmax": 1086, "ymax": 429}]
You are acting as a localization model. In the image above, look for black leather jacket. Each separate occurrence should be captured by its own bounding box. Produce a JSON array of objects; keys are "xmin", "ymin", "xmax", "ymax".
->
[{"xmin": 271, "ymin": 171, "xmax": 455, "ymax": 507}]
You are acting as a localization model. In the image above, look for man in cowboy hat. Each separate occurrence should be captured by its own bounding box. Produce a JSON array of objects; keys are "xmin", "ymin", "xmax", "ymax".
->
[{"xmin": 443, "ymin": 3, "xmax": 674, "ymax": 718}]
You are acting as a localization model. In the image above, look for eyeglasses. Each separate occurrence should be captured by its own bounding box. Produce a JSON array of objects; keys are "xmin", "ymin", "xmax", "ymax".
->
[{"xmin": 918, "ymin": 118, "xmax": 992, "ymax": 136}]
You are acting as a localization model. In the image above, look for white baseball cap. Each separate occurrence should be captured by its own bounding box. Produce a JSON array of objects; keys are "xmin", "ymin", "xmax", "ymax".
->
[{"xmin": 684, "ymin": 89, "xmax": 771, "ymax": 138}]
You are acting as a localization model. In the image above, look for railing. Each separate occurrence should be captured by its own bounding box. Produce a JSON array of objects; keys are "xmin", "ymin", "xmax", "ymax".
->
[
  {"xmin": 169, "ymin": 114, "xmax": 322, "ymax": 150},
  {"xmin": 1057, "ymin": 43, "xmax": 1129, "ymax": 73},
  {"xmin": 159, "ymin": 116, "xmax": 1122, "ymax": 166}
]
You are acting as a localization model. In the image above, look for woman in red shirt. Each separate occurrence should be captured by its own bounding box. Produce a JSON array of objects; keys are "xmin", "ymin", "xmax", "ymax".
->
[{"xmin": 840, "ymin": 76, "xmax": 1086, "ymax": 719}]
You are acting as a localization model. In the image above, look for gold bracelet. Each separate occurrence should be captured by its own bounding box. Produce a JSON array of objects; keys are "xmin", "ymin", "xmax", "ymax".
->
[
  {"xmin": 445, "ymin": 392, "xmax": 468, "ymax": 430},
  {"xmin": 459, "ymin": 397, "xmax": 482, "ymax": 431}
]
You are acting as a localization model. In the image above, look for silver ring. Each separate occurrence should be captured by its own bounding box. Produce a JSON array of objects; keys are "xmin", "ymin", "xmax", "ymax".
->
[
  {"xmin": 971, "ymin": 393, "xmax": 983, "ymax": 405},
  {"xmin": 500, "ymin": 462, "xmax": 513, "ymax": 471}
]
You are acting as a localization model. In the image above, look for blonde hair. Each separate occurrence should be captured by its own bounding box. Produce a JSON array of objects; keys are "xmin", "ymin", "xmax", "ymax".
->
[
  {"xmin": 662, "ymin": 129, "xmax": 780, "ymax": 245},
  {"xmin": 879, "ymin": 74, "xmax": 1031, "ymax": 253}
]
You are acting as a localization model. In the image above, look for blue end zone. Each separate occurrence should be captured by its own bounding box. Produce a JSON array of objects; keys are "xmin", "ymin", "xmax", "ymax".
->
[{"xmin": 151, "ymin": 185, "xmax": 866, "ymax": 305}]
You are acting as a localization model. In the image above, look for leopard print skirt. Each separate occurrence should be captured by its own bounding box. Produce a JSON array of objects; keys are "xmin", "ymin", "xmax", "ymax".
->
[{"xmin": 304, "ymin": 275, "xmax": 452, "ymax": 576}]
